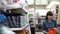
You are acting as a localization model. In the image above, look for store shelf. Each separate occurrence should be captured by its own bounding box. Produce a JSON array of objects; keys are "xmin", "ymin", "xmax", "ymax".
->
[
  {"xmin": 6, "ymin": 5, "xmax": 27, "ymax": 13},
  {"xmin": 0, "ymin": 3, "xmax": 21, "ymax": 9},
  {"xmin": 0, "ymin": 3, "xmax": 27, "ymax": 14},
  {"xmin": 1, "ymin": 12, "xmax": 27, "ymax": 16},
  {"xmin": 10, "ymin": 28, "xmax": 23, "ymax": 31},
  {"xmin": 6, "ymin": 4, "xmax": 22, "ymax": 9},
  {"xmin": 9, "ymin": 24, "xmax": 29, "ymax": 31},
  {"xmin": 1, "ymin": 8, "xmax": 27, "ymax": 15}
]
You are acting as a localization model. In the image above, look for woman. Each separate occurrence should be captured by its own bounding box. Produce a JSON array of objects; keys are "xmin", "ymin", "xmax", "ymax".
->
[{"xmin": 42, "ymin": 11, "xmax": 57, "ymax": 34}]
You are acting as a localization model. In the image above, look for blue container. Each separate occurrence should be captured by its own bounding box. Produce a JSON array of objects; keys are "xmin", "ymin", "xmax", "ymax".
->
[{"xmin": 0, "ymin": 14, "xmax": 7, "ymax": 23}]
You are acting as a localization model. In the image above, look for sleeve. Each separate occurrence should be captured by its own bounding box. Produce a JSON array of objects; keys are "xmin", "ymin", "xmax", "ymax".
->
[
  {"xmin": 42, "ymin": 22, "xmax": 46, "ymax": 31},
  {"xmin": 54, "ymin": 20, "xmax": 57, "ymax": 27}
]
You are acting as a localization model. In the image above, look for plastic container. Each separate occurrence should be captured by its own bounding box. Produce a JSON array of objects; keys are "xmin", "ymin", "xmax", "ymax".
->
[
  {"xmin": 48, "ymin": 28, "xmax": 56, "ymax": 34},
  {"xmin": 0, "ymin": 14, "xmax": 7, "ymax": 23}
]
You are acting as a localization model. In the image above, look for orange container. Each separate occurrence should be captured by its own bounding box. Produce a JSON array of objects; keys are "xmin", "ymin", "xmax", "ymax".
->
[{"xmin": 48, "ymin": 28, "xmax": 56, "ymax": 34}]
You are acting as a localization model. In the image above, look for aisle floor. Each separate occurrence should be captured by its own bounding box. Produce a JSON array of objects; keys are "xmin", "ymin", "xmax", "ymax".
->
[{"xmin": 35, "ymin": 32, "xmax": 44, "ymax": 34}]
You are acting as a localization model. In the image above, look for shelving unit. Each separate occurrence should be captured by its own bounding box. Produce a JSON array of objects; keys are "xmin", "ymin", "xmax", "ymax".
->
[
  {"xmin": 0, "ymin": 8, "xmax": 28, "ymax": 34},
  {"xmin": 0, "ymin": 0, "xmax": 31, "ymax": 34}
]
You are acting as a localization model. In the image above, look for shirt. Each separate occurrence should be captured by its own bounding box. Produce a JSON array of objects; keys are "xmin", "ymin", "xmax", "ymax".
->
[{"xmin": 42, "ymin": 20, "xmax": 57, "ymax": 32}]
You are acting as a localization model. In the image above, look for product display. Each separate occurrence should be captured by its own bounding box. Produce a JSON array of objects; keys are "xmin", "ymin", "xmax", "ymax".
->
[
  {"xmin": 3, "ymin": 15, "xmax": 27, "ymax": 28},
  {"xmin": 0, "ymin": 0, "xmax": 27, "ymax": 10},
  {"xmin": 7, "ymin": 16, "xmax": 21, "ymax": 28},
  {"xmin": 0, "ymin": 0, "xmax": 30, "ymax": 34},
  {"xmin": 20, "ymin": 16, "xmax": 26, "ymax": 27}
]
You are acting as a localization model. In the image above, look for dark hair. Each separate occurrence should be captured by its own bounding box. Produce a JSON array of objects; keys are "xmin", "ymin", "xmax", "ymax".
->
[{"xmin": 46, "ymin": 11, "xmax": 53, "ymax": 20}]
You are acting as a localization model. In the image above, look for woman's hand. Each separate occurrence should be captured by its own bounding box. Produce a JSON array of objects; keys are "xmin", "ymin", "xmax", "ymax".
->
[
  {"xmin": 53, "ymin": 28, "xmax": 57, "ymax": 30},
  {"xmin": 43, "ymin": 30, "xmax": 48, "ymax": 34}
]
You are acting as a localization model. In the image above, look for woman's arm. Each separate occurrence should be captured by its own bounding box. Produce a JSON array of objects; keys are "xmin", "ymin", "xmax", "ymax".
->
[
  {"xmin": 42, "ymin": 22, "xmax": 47, "ymax": 34},
  {"xmin": 54, "ymin": 20, "xmax": 57, "ymax": 27},
  {"xmin": 43, "ymin": 30, "xmax": 47, "ymax": 33},
  {"xmin": 53, "ymin": 20, "xmax": 57, "ymax": 30}
]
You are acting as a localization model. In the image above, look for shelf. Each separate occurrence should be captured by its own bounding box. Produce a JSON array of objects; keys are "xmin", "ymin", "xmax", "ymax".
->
[
  {"xmin": 0, "ymin": 3, "xmax": 22, "ymax": 9},
  {"xmin": 28, "ymin": 4, "xmax": 47, "ymax": 6},
  {"xmin": 9, "ymin": 24, "xmax": 29, "ymax": 31},
  {"xmin": 0, "ymin": 8, "xmax": 27, "ymax": 15},
  {"xmin": 9, "ymin": 28, "xmax": 23, "ymax": 31},
  {"xmin": 1, "ymin": 12, "xmax": 27, "ymax": 16},
  {"xmin": 0, "ymin": 3, "xmax": 27, "ymax": 14},
  {"xmin": 6, "ymin": 5, "xmax": 27, "ymax": 12}
]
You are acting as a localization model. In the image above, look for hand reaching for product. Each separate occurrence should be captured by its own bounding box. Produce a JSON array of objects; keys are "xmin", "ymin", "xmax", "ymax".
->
[{"xmin": 43, "ymin": 30, "xmax": 48, "ymax": 34}]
